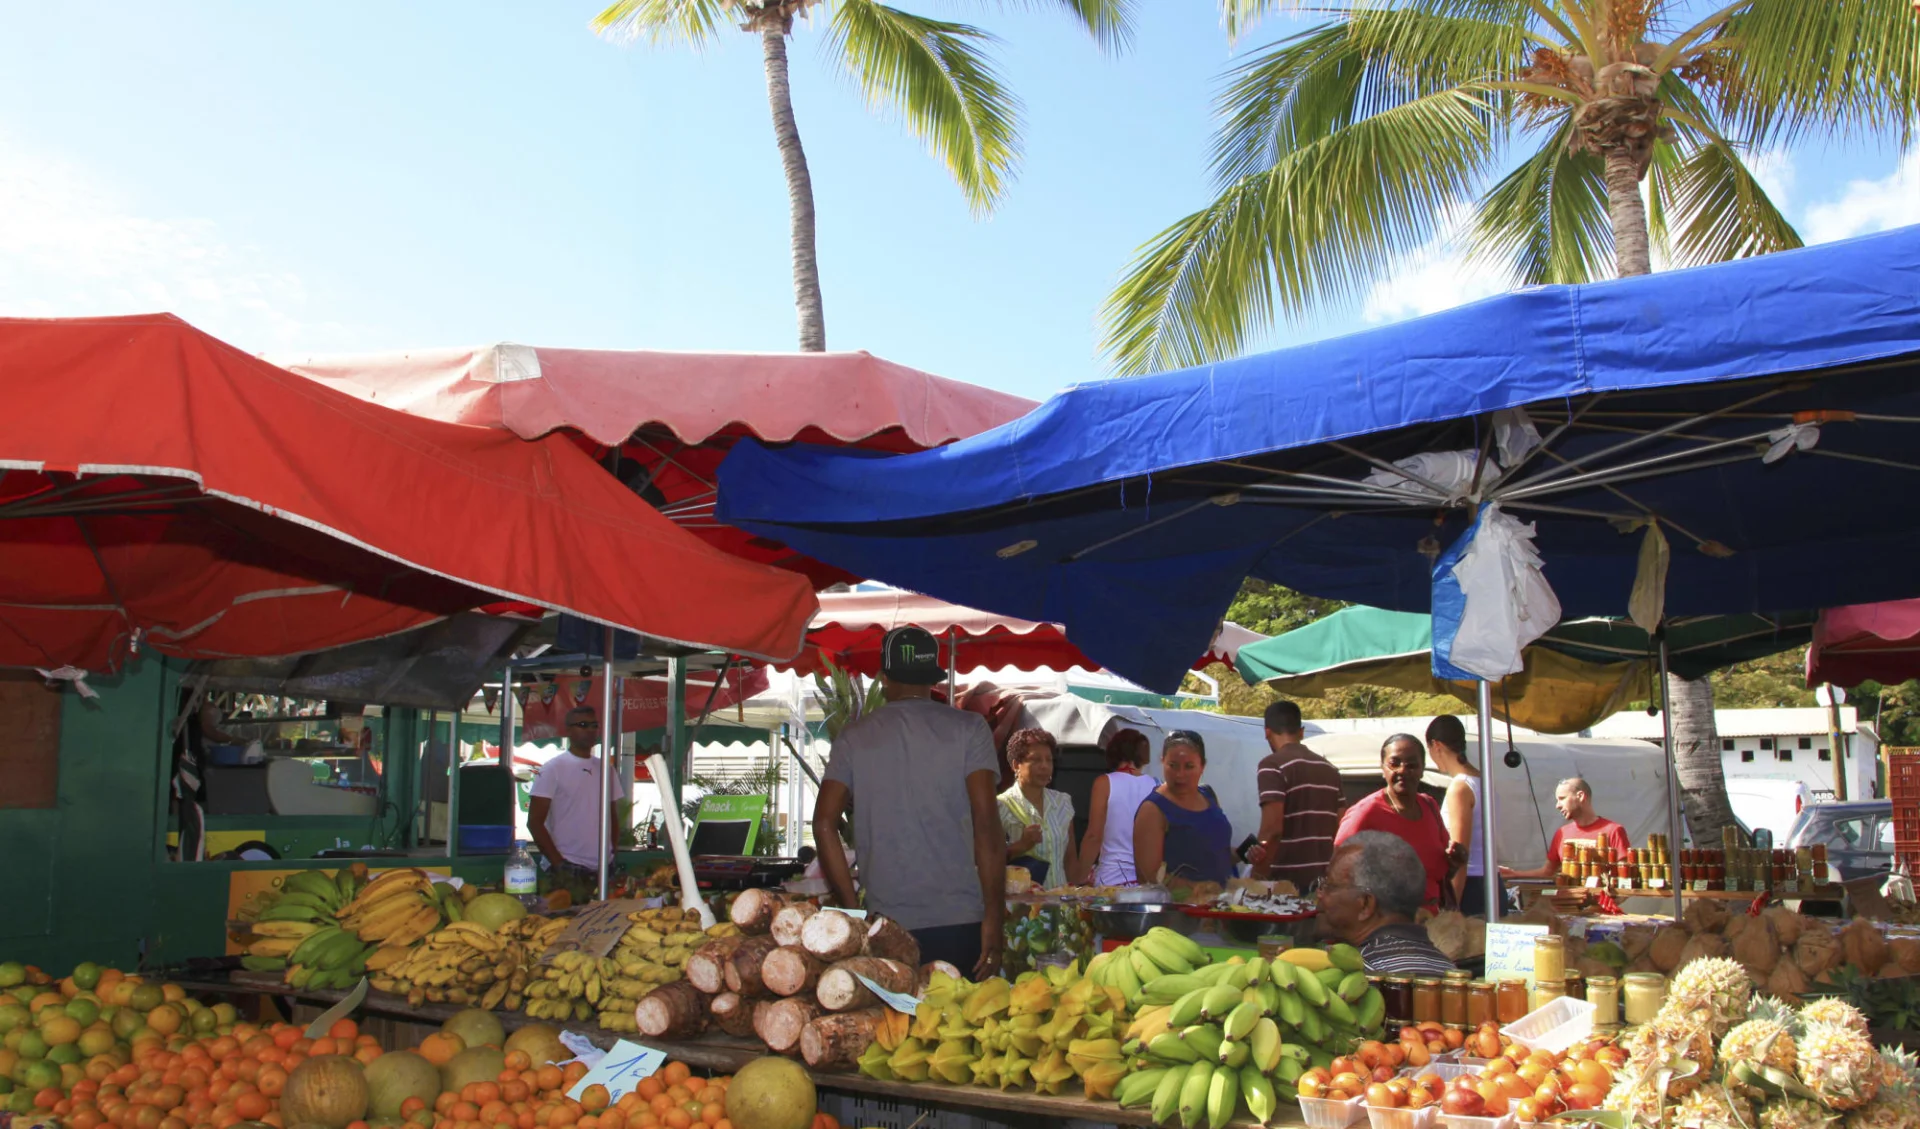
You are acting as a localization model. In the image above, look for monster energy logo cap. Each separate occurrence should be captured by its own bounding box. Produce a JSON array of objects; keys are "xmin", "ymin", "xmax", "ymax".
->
[{"xmin": 880, "ymin": 625, "xmax": 945, "ymax": 685}]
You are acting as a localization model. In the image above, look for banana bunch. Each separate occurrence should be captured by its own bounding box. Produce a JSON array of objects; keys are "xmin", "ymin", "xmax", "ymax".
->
[
  {"xmin": 336, "ymin": 868, "xmax": 447, "ymax": 947},
  {"xmin": 272, "ymin": 923, "xmax": 376, "ymax": 991},
  {"xmin": 522, "ymin": 950, "xmax": 618, "ymax": 1025},
  {"xmin": 1113, "ymin": 939, "xmax": 1382, "ymax": 1126},
  {"xmin": 365, "ymin": 921, "xmax": 530, "ymax": 1010},
  {"xmin": 610, "ymin": 906, "xmax": 718, "ymax": 982},
  {"xmin": 241, "ymin": 868, "xmax": 369, "ymax": 973}
]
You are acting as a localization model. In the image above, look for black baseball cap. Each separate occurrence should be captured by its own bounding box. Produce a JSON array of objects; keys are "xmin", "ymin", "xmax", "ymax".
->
[{"xmin": 880, "ymin": 626, "xmax": 945, "ymax": 685}]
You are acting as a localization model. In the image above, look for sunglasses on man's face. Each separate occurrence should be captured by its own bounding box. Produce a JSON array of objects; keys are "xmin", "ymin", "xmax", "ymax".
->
[{"xmin": 569, "ymin": 721, "xmax": 597, "ymax": 729}]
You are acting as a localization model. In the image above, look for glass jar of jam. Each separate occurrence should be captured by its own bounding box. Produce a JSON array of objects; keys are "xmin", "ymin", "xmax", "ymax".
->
[
  {"xmin": 1382, "ymin": 976, "xmax": 1414, "ymax": 1027},
  {"xmin": 1441, "ymin": 979, "xmax": 1469, "ymax": 1026},
  {"xmin": 1564, "ymin": 971, "xmax": 1585, "ymax": 1001},
  {"xmin": 1467, "ymin": 980, "xmax": 1495, "ymax": 1027},
  {"xmin": 1534, "ymin": 935, "xmax": 1566, "ymax": 983},
  {"xmin": 1588, "ymin": 975, "xmax": 1620, "ymax": 1029},
  {"xmin": 1496, "ymin": 976, "xmax": 1530, "ymax": 1024},
  {"xmin": 1623, "ymin": 972, "xmax": 1667, "ymax": 1025},
  {"xmin": 1413, "ymin": 977, "xmax": 1444, "ymax": 1024},
  {"xmin": 1530, "ymin": 978, "xmax": 1566, "ymax": 1012}
]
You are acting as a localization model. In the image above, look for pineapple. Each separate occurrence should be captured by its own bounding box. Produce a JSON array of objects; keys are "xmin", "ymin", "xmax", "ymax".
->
[
  {"xmin": 1667, "ymin": 956, "xmax": 1756, "ymax": 1037},
  {"xmin": 1603, "ymin": 1065, "xmax": 1670, "ymax": 1128},
  {"xmin": 1798, "ymin": 998, "xmax": 1870, "ymax": 1035},
  {"xmin": 1672, "ymin": 1084, "xmax": 1756, "ymax": 1129},
  {"xmin": 1797, "ymin": 1021, "xmax": 1883, "ymax": 1111},
  {"xmin": 1625, "ymin": 1015, "xmax": 1718, "ymax": 1098},
  {"xmin": 1723, "ymin": 998, "xmax": 1801, "ymax": 1098},
  {"xmin": 1763, "ymin": 1099, "xmax": 1842, "ymax": 1129},
  {"xmin": 1843, "ymin": 1048, "xmax": 1919, "ymax": 1129}
]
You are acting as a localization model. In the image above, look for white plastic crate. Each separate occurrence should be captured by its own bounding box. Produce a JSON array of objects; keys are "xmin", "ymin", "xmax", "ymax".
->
[
  {"xmin": 1500, "ymin": 996, "xmax": 1595, "ymax": 1054},
  {"xmin": 1401, "ymin": 1062, "xmax": 1484, "ymax": 1085},
  {"xmin": 1440, "ymin": 1112, "xmax": 1517, "ymax": 1129},
  {"xmin": 1299, "ymin": 1094, "xmax": 1368, "ymax": 1129},
  {"xmin": 1365, "ymin": 1103, "xmax": 1439, "ymax": 1129}
]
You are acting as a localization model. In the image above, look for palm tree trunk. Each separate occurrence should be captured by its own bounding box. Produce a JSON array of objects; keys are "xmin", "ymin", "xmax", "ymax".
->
[
  {"xmin": 1669, "ymin": 672, "xmax": 1740, "ymax": 846},
  {"xmin": 1604, "ymin": 147, "xmax": 1653, "ymax": 278},
  {"xmin": 760, "ymin": 27, "xmax": 826, "ymax": 352}
]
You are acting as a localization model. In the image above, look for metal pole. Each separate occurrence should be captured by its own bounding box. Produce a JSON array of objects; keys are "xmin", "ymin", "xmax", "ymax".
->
[
  {"xmin": 446, "ymin": 706, "xmax": 461, "ymax": 859},
  {"xmin": 599, "ymin": 627, "xmax": 616, "ymax": 902},
  {"xmin": 1476, "ymin": 681, "xmax": 1498, "ymax": 921},
  {"xmin": 498, "ymin": 666, "xmax": 515, "ymax": 765},
  {"xmin": 1657, "ymin": 636, "xmax": 1684, "ymax": 920},
  {"xmin": 1824, "ymin": 685, "xmax": 1850, "ymax": 801},
  {"xmin": 947, "ymin": 628, "xmax": 958, "ymax": 703},
  {"xmin": 424, "ymin": 709, "xmax": 437, "ymax": 846},
  {"xmin": 667, "ymin": 657, "xmax": 687, "ymax": 803}
]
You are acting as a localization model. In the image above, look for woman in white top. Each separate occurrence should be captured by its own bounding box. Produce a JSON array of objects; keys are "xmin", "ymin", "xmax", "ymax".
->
[
  {"xmin": 998, "ymin": 728, "xmax": 1078, "ymax": 889},
  {"xmin": 1425, "ymin": 715, "xmax": 1483, "ymax": 909},
  {"xmin": 1075, "ymin": 729, "xmax": 1157, "ymax": 886}
]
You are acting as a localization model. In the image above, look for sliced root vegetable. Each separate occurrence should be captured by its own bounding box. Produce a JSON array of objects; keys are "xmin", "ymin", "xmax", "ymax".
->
[
  {"xmin": 686, "ymin": 935, "xmax": 745, "ymax": 995},
  {"xmin": 770, "ymin": 901, "xmax": 818, "ymax": 949},
  {"xmin": 634, "ymin": 981, "xmax": 709, "ymax": 1039},
  {"xmin": 863, "ymin": 915, "xmax": 920, "ymax": 967},
  {"xmin": 800, "ymin": 1007, "xmax": 886, "ymax": 1071},
  {"xmin": 728, "ymin": 887, "xmax": 787, "ymax": 935},
  {"xmin": 800, "ymin": 908, "xmax": 867, "ymax": 962},
  {"xmin": 763, "ymin": 945, "xmax": 827, "ymax": 998},
  {"xmin": 724, "ymin": 935, "xmax": 782, "ymax": 998},
  {"xmin": 916, "ymin": 960, "xmax": 963, "ymax": 994},
  {"xmin": 709, "ymin": 991, "xmax": 757, "ymax": 1039},
  {"xmin": 753, "ymin": 996, "xmax": 820, "ymax": 1054},
  {"xmin": 815, "ymin": 957, "xmax": 916, "ymax": 1012}
]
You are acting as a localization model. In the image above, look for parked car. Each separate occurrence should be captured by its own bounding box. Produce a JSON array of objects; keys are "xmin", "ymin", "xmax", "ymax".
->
[
  {"xmin": 1784, "ymin": 800, "xmax": 1895, "ymax": 882},
  {"xmin": 1725, "ymin": 776, "xmax": 1812, "ymax": 843}
]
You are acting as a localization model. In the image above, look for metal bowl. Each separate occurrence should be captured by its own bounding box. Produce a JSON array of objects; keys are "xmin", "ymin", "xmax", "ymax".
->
[{"xmin": 1086, "ymin": 903, "xmax": 1197, "ymax": 940}]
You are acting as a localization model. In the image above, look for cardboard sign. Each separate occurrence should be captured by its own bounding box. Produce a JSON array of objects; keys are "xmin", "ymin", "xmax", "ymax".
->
[
  {"xmin": 1483, "ymin": 922, "xmax": 1548, "ymax": 986},
  {"xmin": 543, "ymin": 898, "xmax": 649, "ymax": 962},
  {"xmin": 565, "ymin": 1040, "xmax": 667, "ymax": 1103},
  {"xmin": 854, "ymin": 973, "xmax": 921, "ymax": 1015}
]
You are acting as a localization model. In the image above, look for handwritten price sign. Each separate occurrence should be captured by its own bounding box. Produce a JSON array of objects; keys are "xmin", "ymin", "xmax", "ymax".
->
[
  {"xmin": 565, "ymin": 1040, "xmax": 667, "ymax": 1104},
  {"xmin": 542, "ymin": 898, "xmax": 649, "ymax": 963}
]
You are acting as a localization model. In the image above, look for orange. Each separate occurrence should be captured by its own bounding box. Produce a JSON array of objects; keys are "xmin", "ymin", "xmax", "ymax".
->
[
  {"xmin": 504, "ymin": 1052, "xmax": 532, "ymax": 1073},
  {"xmin": 580, "ymin": 1087, "xmax": 609, "ymax": 1114},
  {"xmin": 660, "ymin": 1112, "xmax": 689, "ymax": 1129},
  {"xmin": 535, "ymin": 1067, "xmax": 563, "ymax": 1093},
  {"xmin": 658, "ymin": 1064, "xmax": 690, "ymax": 1088},
  {"xmin": 308, "ymin": 1038, "xmax": 336, "ymax": 1058},
  {"xmin": 328, "ymin": 1020, "xmax": 358, "ymax": 1042}
]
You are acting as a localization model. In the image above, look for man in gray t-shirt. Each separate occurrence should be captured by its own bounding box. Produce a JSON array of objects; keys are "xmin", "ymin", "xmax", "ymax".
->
[{"xmin": 814, "ymin": 626, "xmax": 1006, "ymax": 978}]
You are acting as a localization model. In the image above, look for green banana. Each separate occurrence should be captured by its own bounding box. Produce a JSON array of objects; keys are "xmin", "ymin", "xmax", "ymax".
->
[
  {"xmin": 240, "ymin": 955, "xmax": 286, "ymax": 972},
  {"xmin": 1109, "ymin": 948, "xmax": 1143, "ymax": 1001},
  {"xmin": 1327, "ymin": 942, "xmax": 1364, "ymax": 972},
  {"xmin": 1248, "ymin": 1017, "xmax": 1282, "ymax": 1073},
  {"xmin": 1147, "ymin": 1032, "xmax": 1198, "ymax": 1064},
  {"xmin": 1273, "ymin": 988, "xmax": 1305, "ymax": 1028},
  {"xmin": 257, "ymin": 902, "xmax": 327, "ymax": 924},
  {"xmin": 1138, "ymin": 932, "xmax": 1195, "ymax": 975},
  {"xmin": 1177, "ymin": 1061, "xmax": 1215, "ymax": 1129},
  {"xmin": 1296, "ymin": 1007, "xmax": 1327, "ymax": 1044},
  {"xmin": 1254, "ymin": 982, "xmax": 1279, "ymax": 1015},
  {"xmin": 1354, "ymin": 986, "xmax": 1385, "ymax": 1030},
  {"xmin": 1222, "ymin": 962, "xmax": 1253, "ymax": 992},
  {"xmin": 1321, "ymin": 992, "xmax": 1357, "ymax": 1026},
  {"xmin": 1143, "ymin": 973, "xmax": 1207, "ymax": 1005},
  {"xmin": 1315, "ymin": 968, "xmax": 1345, "ymax": 991},
  {"xmin": 1191, "ymin": 962, "xmax": 1235, "ymax": 987},
  {"xmin": 1150, "ymin": 1065, "xmax": 1188, "ymax": 1126},
  {"xmin": 1146, "ymin": 925, "xmax": 1207, "ymax": 967},
  {"xmin": 1276, "ymin": 1055, "xmax": 1305, "ymax": 1084},
  {"xmin": 1222, "ymin": 1000, "xmax": 1261, "ymax": 1041},
  {"xmin": 283, "ymin": 871, "xmax": 343, "ymax": 908},
  {"xmin": 1241, "ymin": 1066, "xmax": 1277, "ymax": 1127},
  {"xmin": 1168, "ymin": 987, "xmax": 1211, "ymax": 1029},
  {"xmin": 1206, "ymin": 1060, "xmax": 1238, "ymax": 1129},
  {"xmin": 1129, "ymin": 945, "xmax": 1168, "ymax": 985},
  {"xmin": 288, "ymin": 925, "xmax": 345, "ymax": 966},
  {"xmin": 1293, "ymin": 965, "xmax": 1329, "ymax": 1007},
  {"xmin": 1117, "ymin": 1067, "xmax": 1171, "ymax": 1109},
  {"xmin": 1198, "ymin": 984, "xmax": 1242, "ymax": 1021},
  {"xmin": 273, "ymin": 892, "xmax": 335, "ymax": 912},
  {"xmin": 1337, "ymin": 970, "xmax": 1370, "ymax": 1002},
  {"xmin": 1181, "ymin": 1024, "xmax": 1224, "ymax": 1062},
  {"xmin": 1218, "ymin": 1040, "xmax": 1249, "ymax": 1069},
  {"xmin": 1267, "ymin": 958, "xmax": 1296, "ymax": 992}
]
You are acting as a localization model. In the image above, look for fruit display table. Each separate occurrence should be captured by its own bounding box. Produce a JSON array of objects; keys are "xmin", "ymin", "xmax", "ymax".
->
[{"xmin": 188, "ymin": 972, "xmax": 1307, "ymax": 1127}]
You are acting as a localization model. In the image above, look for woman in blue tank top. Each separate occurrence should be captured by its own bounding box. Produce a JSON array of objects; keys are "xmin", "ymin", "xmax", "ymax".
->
[{"xmin": 1132, "ymin": 730, "xmax": 1235, "ymax": 887}]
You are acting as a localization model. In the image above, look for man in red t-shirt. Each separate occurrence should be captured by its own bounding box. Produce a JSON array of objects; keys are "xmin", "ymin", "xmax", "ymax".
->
[{"xmin": 1499, "ymin": 776, "xmax": 1631, "ymax": 879}]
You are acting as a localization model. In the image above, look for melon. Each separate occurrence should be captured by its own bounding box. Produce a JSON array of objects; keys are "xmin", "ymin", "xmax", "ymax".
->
[
  {"xmin": 441, "ymin": 1008, "xmax": 505, "ymax": 1050},
  {"xmin": 723, "ymin": 1057, "xmax": 814, "ymax": 1129},
  {"xmin": 503, "ymin": 1024, "xmax": 569, "ymax": 1068},
  {"xmin": 464, "ymin": 894, "xmax": 528, "ymax": 932},
  {"xmin": 281, "ymin": 1056, "xmax": 370, "ymax": 1129},
  {"xmin": 440, "ymin": 1047, "xmax": 507, "ymax": 1095},
  {"xmin": 362, "ymin": 1051, "xmax": 442, "ymax": 1119}
]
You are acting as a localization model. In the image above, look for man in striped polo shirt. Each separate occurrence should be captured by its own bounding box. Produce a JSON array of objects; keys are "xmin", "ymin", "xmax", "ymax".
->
[
  {"xmin": 1246, "ymin": 700, "xmax": 1344, "ymax": 891},
  {"xmin": 1319, "ymin": 832, "xmax": 1457, "ymax": 975}
]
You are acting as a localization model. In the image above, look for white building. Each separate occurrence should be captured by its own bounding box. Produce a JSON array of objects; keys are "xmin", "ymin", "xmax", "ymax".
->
[{"xmin": 1587, "ymin": 707, "xmax": 1879, "ymax": 804}]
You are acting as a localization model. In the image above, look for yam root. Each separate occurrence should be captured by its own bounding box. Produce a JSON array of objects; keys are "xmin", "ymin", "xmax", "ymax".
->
[
  {"xmin": 801, "ymin": 909, "xmax": 868, "ymax": 962},
  {"xmin": 728, "ymin": 888, "xmax": 787, "ymax": 935},
  {"xmin": 724, "ymin": 935, "xmax": 782, "ymax": 998},
  {"xmin": 763, "ymin": 946, "xmax": 827, "ymax": 998},
  {"xmin": 1650, "ymin": 925, "xmax": 1690, "ymax": 973},
  {"xmin": 635, "ymin": 981, "xmax": 710, "ymax": 1040},
  {"xmin": 753, "ymin": 997, "xmax": 820, "ymax": 1055},
  {"xmin": 771, "ymin": 902, "xmax": 819, "ymax": 949},
  {"xmin": 709, "ymin": 991, "xmax": 757, "ymax": 1039},
  {"xmin": 1764, "ymin": 906, "xmax": 1804, "ymax": 948},
  {"xmin": 1890, "ymin": 935, "xmax": 1920, "ymax": 974},
  {"xmin": 816, "ymin": 957, "xmax": 917, "ymax": 1012},
  {"xmin": 800, "ymin": 1008, "xmax": 886, "ymax": 1071},
  {"xmin": 863, "ymin": 916, "xmax": 920, "ymax": 967},
  {"xmin": 917, "ymin": 961, "xmax": 964, "ymax": 994},
  {"xmin": 1840, "ymin": 917, "xmax": 1889, "ymax": 976},
  {"xmin": 686, "ymin": 936, "xmax": 745, "ymax": 995}
]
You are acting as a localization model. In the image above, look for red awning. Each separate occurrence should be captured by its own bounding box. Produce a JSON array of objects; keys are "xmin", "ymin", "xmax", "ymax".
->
[
  {"xmin": 280, "ymin": 344, "xmax": 1035, "ymax": 587},
  {"xmin": 782, "ymin": 589, "xmax": 1260, "ymax": 677},
  {"xmin": 0, "ymin": 316, "xmax": 818, "ymax": 671},
  {"xmin": 1805, "ymin": 599, "xmax": 1920, "ymax": 688}
]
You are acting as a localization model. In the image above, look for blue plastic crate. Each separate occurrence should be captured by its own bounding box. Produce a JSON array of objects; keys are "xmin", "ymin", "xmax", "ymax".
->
[{"xmin": 458, "ymin": 824, "xmax": 513, "ymax": 853}]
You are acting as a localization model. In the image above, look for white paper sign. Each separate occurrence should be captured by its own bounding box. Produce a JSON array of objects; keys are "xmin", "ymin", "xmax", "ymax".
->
[
  {"xmin": 854, "ymin": 973, "xmax": 920, "ymax": 1015},
  {"xmin": 565, "ymin": 1039, "xmax": 667, "ymax": 1103},
  {"xmin": 1483, "ymin": 922, "xmax": 1548, "ymax": 986}
]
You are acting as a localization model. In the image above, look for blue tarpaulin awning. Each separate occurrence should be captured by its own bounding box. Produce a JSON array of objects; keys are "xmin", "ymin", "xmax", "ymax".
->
[{"xmin": 717, "ymin": 226, "xmax": 1920, "ymax": 692}]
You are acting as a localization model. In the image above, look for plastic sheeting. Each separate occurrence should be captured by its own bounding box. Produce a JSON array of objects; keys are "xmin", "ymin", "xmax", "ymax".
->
[{"xmin": 717, "ymin": 226, "xmax": 1920, "ymax": 691}]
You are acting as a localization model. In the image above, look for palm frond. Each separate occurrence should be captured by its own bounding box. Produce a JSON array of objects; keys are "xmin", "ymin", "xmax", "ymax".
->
[
  {"xmin": 1101, "ymin": 86, "xmax": 1500, "ymax": 375},
  {"xmin": 1220, "ymin": 0, "xmax": 1542, "ymax": 46},
  {"xmin": 1212, "ymin": 6, "xmax": 1526, "ymax": 185},
  {"xmin": 1468, "ymin": 118, "xmax": 1613, "ymax": 286},
  {"xmin": 1706, "ymin": 0, "xmax": 1919, "ymax": 147},
  {"xmin": 590, "ymin": 0, "xmax": 730, "ymax": 46},
  {"xmin": 1657, "ymin": 139, "xmax": 1801, "ymax": 266},
  {"xmin": 825, "ymin": 0, "xmax": 1022, "ymax": 214},
  {"xmin": 971, "ymin": 0, "xmax": 1139, "ymax": 51}
]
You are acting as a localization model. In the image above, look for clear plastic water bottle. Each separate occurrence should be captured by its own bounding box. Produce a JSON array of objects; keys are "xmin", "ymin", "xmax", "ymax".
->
[{"xmin": 505, "ymin": 840, "xmax": 539, "ymax": 904}]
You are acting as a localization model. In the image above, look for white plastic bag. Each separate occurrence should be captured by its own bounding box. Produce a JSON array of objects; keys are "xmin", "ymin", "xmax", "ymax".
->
[{"xmin": 1434, "ymin": 504, "xmax": 1561, "ymax": 680}]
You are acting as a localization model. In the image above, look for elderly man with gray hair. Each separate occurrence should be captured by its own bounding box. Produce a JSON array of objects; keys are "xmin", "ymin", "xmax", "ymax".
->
[{"xmin": 1316, "ymin": 831, "xmax": 1458, "ymax": 975}]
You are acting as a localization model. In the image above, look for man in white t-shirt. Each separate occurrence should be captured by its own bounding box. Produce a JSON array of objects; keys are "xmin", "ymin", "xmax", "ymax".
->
[{"xmin": 529, "ymin": 705, "xmax": 618, "ymax": 901}]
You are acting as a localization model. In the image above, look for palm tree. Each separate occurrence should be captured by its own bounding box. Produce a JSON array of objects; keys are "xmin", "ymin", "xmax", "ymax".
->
[
  {"xmin": 1101, "ymin": 0, "xmax": 1915, "ymax": 842},
  {"xmin": 595, "ymin": 0, "xmax": 1135, "ymax": 352}
]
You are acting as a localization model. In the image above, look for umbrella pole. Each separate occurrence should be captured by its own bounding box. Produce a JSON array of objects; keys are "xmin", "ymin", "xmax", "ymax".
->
[
  {"xmin": 1657, "ymin": 635, "xmax": 1683, "ymax": 920},
  {"xmin": 498, "ymin": 666, "xmax": 514, "ymax": 765},
  {"xmin": 599, "ymin": 627, "xmax": 616, "ymax": 903},
  {"xmin": 947, "ymin": 627, "xmax": 957, "ymax": 703},
  {"xmin": 446, "ymin": 710, "xmax": 460, "ymax": 860},
  {"xmin": 1477, "ymin": 680, "xmax": 1498, "ymax": 921}
]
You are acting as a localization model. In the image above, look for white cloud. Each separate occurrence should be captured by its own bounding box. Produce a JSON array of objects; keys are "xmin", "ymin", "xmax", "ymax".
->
[
  {"xmin": 1362, "ymin": 222, "xmax": 1511, "ymax": 323},
  {"xmin": 1802, "ymin": 148, "xmax": 1920, "ymax": 244},
  {"xmin": 1744, "ymin": 148, "xmax": 1795, "ymax": 213},
  {"xmin": 0, "ymin": 131, "xmax": 341, "ymax": 350}
]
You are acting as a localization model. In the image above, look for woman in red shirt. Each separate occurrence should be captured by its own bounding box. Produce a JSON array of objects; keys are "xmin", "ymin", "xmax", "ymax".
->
[{"xmin": 1334, "ymin": 734, "xmax": 1458, "ymax": 908}]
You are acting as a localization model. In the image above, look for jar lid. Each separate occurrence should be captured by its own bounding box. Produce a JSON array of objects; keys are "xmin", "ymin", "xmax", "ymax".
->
[
  {"xmin": 1443, "ymin": 970, "xmax": 1472, "ymax": 981},
  {"xmin": 1413, "ymin": 977, "xmax": 1444, "ymax": 987},
  {"xmin": 1468, "ymin": 980, "xmax": 1492, "ymax": 989},
  {"xmin": 1622, "ymin": 972, "xmax": 1665, "ymax": 984},
  {"xmin": 1385, "ymin": 976, "xmax": 1414, "ymax": 985},
  {"xmin": 1586, "ymin": 975, "xmax": 1619, "ymax": 986}
]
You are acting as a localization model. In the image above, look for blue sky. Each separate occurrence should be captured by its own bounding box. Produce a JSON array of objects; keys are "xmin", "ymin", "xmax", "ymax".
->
[{"xmin": 0, "ymin": 1, "xmax": 1913, "ymax": 404}]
